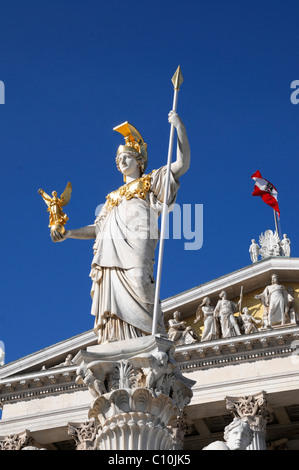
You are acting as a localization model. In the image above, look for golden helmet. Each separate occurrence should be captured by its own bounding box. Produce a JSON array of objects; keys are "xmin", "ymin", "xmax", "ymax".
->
[{"xmin": 114, "ymin": 121, "xmax": 148, "ymax": 174}]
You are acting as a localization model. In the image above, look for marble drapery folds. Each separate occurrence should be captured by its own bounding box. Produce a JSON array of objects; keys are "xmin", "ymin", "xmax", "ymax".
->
[{"xmin": 90, "ymin": 166, "xmax": 180, "ymax": 343}]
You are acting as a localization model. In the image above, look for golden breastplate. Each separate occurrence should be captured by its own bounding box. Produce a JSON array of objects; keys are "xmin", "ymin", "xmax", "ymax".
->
[{"xmin": 106, "ymin": 172, "xmax": 153, "ymax": 210}]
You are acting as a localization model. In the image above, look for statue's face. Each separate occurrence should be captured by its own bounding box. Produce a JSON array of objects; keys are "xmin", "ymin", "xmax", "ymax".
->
[
  {"xmin": 226, "ymin": 426, "xmax": 250, "ymax": 450},
  {"xmin": 118, "ymin": 152, "xmax": 139, "ymax": 177}
]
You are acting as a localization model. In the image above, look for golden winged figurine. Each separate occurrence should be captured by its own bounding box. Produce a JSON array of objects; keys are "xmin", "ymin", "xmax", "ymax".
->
[{"xmin": 38, "ymin": 182, "xmax": 72, "ymax": 234}]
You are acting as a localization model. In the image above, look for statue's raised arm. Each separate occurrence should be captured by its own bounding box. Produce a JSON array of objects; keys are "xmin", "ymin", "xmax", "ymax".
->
[
  {"xmin": 169, "ymin": 110, "xmax": 190, "ymax": 180},
  {"xmin": 38, "ymin": 188, "xmax": 52, "ymax": 206}
]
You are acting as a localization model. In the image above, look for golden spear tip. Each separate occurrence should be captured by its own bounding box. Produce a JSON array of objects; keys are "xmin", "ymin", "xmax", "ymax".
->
[{"xmin": 171, "ymin": 65, "xmax": 184, "ymax": 90}]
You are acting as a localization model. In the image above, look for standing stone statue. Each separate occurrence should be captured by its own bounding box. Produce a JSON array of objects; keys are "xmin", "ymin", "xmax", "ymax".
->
[
  {"xmin": 280, "ymin": 234, "xmax": 291, "ymax": 257},
  {"xmin": 0, "ymin": 341, "xmax": 5, "ymax": 366},
  {"xmin": 51, "ymin": 111, "xmax": 190, "ymax": 344},
  {"xmin": 254, "ymin": 291, "xmax": 269, "ymax": 328},
  {"xmin": 194, "ymin": 297, "xmax": 220, "ymax": 341},
  {"xmin": 287, "ymin": 286, "xmax": 298, "ymax": 324},
  {"xmin": 255, "ymin": 274, "xmax": 291, "ymax": 326},
  {"xmin": 214, "ymin": 291, "xmax": 242, "ymax": 338},
  {"xmin": 203, "ymin": 418, "xmax": 253, "ymax": 450},
  {"xmin": 249, "ymin": 239, "xmax": 260, "ymax": 263}
]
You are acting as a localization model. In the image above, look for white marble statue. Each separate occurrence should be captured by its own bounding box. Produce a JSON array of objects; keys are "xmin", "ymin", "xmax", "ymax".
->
[
  {"xmin": 22, "ymin": 446, "xmax": 46, "ymax": 450},
  {"xmin": 51, "ymin": 111, "xmax": 190, "ymax": 343},
  {"xmin": 255, "ymin": 274, "xmax": 291, "ymax": 326},
  {"xmin": 194, "ymin": 297, "xmax": 220, "ymax": 341},
  {"xmin": 259, "ymin": 230, "xmax": 281, "ymax": 258},
  {"xmin": 287, "ymin": 286, "xmax": 298, "ymax": 324},
  {"xmin": 280, "ymin": 234, "xmax": 291, "ymax": 257},
  {"xmin": 253, "ymin": 291, "xmax": 269, "ymax": 328},
  {"xmin": 249, "ymin": 239, "xmax": 260, "ymax": 263},
  {"xmin": 0, "ymin": 341, "xmax": 5, "ymax": 366},
  {"xmin": 167, "ymin": 311, "xmax": 199, "ymax": 346},
  {"xmin": 214, "ymin": 291, "xmax": 242, "ymax": 338},
  {"xmin": 203, "ymin": 418, "xmax": 253, "ymax": 450},
  {"xmin": 239, "ymin": 307, "xmax": 261, "ymax": 334}
]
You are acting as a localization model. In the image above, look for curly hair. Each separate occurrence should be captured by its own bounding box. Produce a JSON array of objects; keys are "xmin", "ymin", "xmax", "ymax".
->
[
  {"xmin": 115, "ymin": 148, "xmax": 146, "ymax": 176},
  {"xmin": 224, "ymin": 418, "xmax": 253, "ymax": 443}
]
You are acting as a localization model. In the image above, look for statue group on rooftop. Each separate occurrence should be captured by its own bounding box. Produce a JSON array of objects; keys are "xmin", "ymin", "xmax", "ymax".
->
[
  {"xmin": 249, "ymin": 231, "xmax": 291, "ymax": 263},
  {"xmin": 167, "ymin": 274, "xmax": 298, "ymax": 345}
]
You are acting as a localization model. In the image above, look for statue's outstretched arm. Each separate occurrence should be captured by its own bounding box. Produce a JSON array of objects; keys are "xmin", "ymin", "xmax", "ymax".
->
[
  {"xmin": 168, "ymin": 111, "xmax": 190, "ymax": 180},
  {"xmin": 51, "ymin": 224, "xmax": 96, "ymax": 242},
  {"xmin": 38, "ymin": 189, "xmax": 52, "ymax": 206}
]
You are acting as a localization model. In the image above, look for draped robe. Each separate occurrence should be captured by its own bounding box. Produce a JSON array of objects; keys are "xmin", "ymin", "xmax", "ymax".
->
[
  {"xmin": 263, "ymin": 283, "xmax": 289, "ymax": 325},
  {"xmin": 89, "ymin": 166, "xmax": 179, "ymax": 343}
]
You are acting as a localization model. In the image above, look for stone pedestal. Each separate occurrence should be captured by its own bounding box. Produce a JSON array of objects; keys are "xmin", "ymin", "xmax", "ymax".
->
[
  {"xmin": 226, "ymin": 391, "xmax": 273, "ymax": 450},
  {"xmin": 72, "ymin": 334, "xmax": 195, "ymax": 451}
]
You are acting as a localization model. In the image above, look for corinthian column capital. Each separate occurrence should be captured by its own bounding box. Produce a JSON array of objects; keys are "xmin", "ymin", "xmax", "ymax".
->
[{"xmin": 225, "ymin": 391, "xmax": 273, "ymax": 432}]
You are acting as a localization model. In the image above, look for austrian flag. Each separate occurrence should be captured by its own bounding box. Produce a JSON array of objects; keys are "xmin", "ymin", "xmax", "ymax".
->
[{"xmin": 251, "ymin": 171, "xmax": 280, "ymax": 217}]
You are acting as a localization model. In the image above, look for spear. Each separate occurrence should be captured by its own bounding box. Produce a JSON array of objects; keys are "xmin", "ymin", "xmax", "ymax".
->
[
  {"xmin": 238, "ymin": 285, "xmax": 244, "ymax": 317},
  {"xmin": 152, "ymin": 66, "xmax": 184, "ymax": 335}
]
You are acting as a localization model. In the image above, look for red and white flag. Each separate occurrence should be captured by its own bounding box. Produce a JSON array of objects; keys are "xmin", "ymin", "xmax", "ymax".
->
[{"xmin": 251, "ymin": 171, "xmax": 280, "ymax": 217}]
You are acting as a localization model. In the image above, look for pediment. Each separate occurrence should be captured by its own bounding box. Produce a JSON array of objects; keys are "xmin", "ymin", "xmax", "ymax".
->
[
  {"xmin": 0, "ymin": 329, "xmax": 97, "ymax": 381},
  {"xmin": 162, "ymin": 257, "xmax": 299, "ymax": 321}
]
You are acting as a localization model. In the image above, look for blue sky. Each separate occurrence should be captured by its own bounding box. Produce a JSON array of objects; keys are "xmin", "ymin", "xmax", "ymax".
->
[{"xmin": 1, "ymin": 0, "xmax": 299, "ymax": 364}]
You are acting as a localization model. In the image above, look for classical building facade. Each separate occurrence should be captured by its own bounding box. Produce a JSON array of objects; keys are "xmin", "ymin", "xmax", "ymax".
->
[{"xmin": 1, "ymin": 256, "xmax": 299, "ymax": 450}]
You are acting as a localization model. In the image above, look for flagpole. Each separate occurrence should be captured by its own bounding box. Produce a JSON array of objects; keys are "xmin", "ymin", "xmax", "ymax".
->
[
  {"xmin": 276, "ymin": 211, "xmax": 283, "ymax": 240},
  {"xmin": 273, "ymin": 209, "xmax": 282, "ymax": 240},
  {"xmin": 278, "ymin": 215, "xmax": 282, "ymax": 240},
  {"xmin": 274, "ymin": 209, "xmax": 279, "ymax": 236},
  {"xmin": 152, "ymin": 66, "xmax": 184, "ymax": 335}
]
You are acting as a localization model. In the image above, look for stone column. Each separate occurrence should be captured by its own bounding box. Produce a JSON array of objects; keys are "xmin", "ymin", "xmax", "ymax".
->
[
  {"xmin": 226, "ymin": 391, "xmax": 273, "ymax": 450},
  {"xmin": 73, "ymin": 334, "xmax": 195, "ymax": 451}
]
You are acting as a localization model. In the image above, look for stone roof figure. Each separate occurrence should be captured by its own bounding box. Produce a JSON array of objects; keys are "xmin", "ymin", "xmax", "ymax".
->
[
  {"xmin": 194, "ymin": 297, "xmax": 220, "ymax": 341},
  {"xmin": 0, "ymin": 340, "xmax": 5, "ymax": 366},
  {"xmin": 249, "ymin": 239, "xmax": 260, "ymax": 263},
  {"xmin": 280, "ymin": 234, "xmax": 291, "ymax": 257},
  {"xmin": 168, "ymin": 311, "xmax": 199, "ymax": 346},
  {"xmin": 214, "ymin": 291, "xmax": 242, "ymax": 338},
  {"xmin": 255, "ymin": 274, "xmax": 291, "ymax": 326}
]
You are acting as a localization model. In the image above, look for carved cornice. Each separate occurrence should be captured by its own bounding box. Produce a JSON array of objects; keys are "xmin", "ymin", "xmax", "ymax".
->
[
  {"xmin": 0, "ymin": 367, "xmax": 86, "ymax": 405},
  {"xmin": 0, "ymin": 330, "xmax": 97, "ymax": 381},
  {"xmin": 174, "ymin": 325, "xmax": 299, "ymax": 371}
]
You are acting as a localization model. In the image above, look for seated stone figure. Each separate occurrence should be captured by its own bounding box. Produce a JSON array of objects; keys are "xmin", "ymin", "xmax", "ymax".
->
[{"xmin": 167, "ymin": 311, "xmax": 199, "ymax": 346}]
